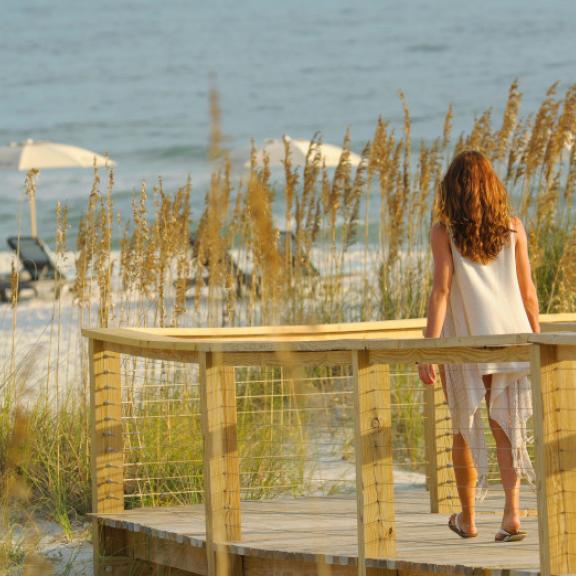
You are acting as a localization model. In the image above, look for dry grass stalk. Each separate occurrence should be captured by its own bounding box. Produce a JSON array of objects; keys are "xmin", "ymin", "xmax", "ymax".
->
[
  {"xmin": 196, "ymin": 171, "xmax": 228, "ymax": 326},
  {"xmin": 519, "ymin": 82, "xmax": 560, "ymax": 216},
  {"xmin": 246, "ymin": 150, "xmax": 282, "ymax": 324},
  {"xmin": 174, "ymin": 177, "xmax": 192, "ymax": 322},
  {"xmin": 555, "ymin": 226, "xmax": 576, "ymax": 311},
  {"xmin": 494, "ymin": 80, "xmax": 521, "ymax": 163},
  {"xmin": 466, "ymin": 109, "xmax": 494, "ymax": 156},
  {"xmin": 563, "ymin": 137, "xmax": 576, "ymax": 227},
  {"xmin": 208, "ymin": 84, "xmax": 223, "ymax": 162},
  {"xmin": 505, "ymin": 117, "xmax": 529, "ymax": 184},
  {"xmin": 442, "ymin": 104, "xmax": 453, "ymax": 151},
  {"xmin": 94, "ymin": 167, "xmax": 115, "ymax": 327},
  {"xmin": 73, "ymin": 166, "xmax": 100, "ymax": 320}
]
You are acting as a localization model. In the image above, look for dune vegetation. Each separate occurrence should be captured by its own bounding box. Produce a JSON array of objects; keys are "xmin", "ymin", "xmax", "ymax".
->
[{"xmin": 1, "ymin": 81, "xmax": 576, "ymax": 572}]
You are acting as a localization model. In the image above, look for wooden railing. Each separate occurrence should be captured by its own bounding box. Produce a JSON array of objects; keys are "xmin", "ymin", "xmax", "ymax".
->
[{"xmin": 85, "ymin": 314, "xmax": 576, "ymax": 576}]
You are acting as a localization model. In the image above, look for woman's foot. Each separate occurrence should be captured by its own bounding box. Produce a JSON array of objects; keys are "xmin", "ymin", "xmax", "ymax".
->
[
  {"xmin": 448, "ymin": 513, "xmax": 478, "ymax": 538},
  {"xmin": 500, "ymin": 513, "xmax": 522, "ymax": 535},
  {"xmin": 495, "ymin": 528, "xmax": 527, "ymax": 542}
]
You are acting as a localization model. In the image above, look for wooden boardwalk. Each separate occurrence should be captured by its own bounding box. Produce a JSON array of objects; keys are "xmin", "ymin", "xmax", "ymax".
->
[
  {"xmin": 95, "ymin": 489, "xmax": 541, "ymax": 576},
  {"xmin": 86, "ymin": 319, "xmax": 576, "ymax": 575}
]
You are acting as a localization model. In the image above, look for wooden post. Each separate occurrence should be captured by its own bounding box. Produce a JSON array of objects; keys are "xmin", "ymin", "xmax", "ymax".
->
[
  {"xmin": 531, "ymin": 343, "xmax": 576, "ymax": 576},
  {"xmin": 89, "ymin": 339, "xmax": 125, "ymax": 576},
  {"xmin": 424, "ymin": 381, "xmax": 457, "ymax": 514},
  {"xmin": 352, "ymin": 350, "xmax": 395, "ymax": 576},
  {"xmin": 199, "ymin": 352, "xmax": 242, "ymax": 576}
]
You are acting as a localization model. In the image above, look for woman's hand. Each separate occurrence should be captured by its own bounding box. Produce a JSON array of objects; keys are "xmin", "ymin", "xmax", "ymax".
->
[{"xmin": 418, "ymin": 363, "xmax": 436, "ymax": 385}]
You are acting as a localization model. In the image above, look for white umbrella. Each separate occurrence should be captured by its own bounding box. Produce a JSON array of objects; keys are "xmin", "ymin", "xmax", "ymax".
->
[
  {"xmin": 245, "ymin": 136, "xmax": 362, "ymax": 169},
  {"xmin": 0, "ymin": 139, "xmax": 115, "ymax": 237}
]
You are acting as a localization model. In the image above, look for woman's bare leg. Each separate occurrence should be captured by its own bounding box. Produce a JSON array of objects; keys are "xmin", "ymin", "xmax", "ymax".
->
[
  {"xmin": 452, "ymin": 433, "xmax": 478, "ymax": 533},
  {"xmin": 483, "ymin": 375, "xmax": 522, "ymax": 533},
  {"xmin": 440, "ymin": 367, "xmax": 477, "ymax": 534}
]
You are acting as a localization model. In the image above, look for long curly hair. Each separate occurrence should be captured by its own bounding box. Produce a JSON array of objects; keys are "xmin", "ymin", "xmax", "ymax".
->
[{"xmin": 438, "ymin": 150, "xmax": 512, "ymax": 263}]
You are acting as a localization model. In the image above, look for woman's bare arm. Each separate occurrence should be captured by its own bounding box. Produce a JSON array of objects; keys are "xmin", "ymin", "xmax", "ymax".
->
[
  {"xmin": 512, "ymin": 217, "xmax": 540, "ymax": 333},
  {"xmin": 423, "ymin": 223, "xmax": 453, "ymax": 338},
  {"xmin": 419, "ymin": 223, "xmax": 453, "ymax": 385}
]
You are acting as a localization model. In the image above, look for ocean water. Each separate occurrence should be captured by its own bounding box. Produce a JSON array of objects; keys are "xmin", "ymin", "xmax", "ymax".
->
[{"xmin": 0, "ymin": 0, "xmax": 575, "ymax": 245}]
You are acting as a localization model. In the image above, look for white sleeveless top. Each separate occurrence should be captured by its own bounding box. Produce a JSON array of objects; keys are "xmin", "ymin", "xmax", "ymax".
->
[{"xmin": 441, "ymin": 231, "xmax": 534, "ymax": 493}]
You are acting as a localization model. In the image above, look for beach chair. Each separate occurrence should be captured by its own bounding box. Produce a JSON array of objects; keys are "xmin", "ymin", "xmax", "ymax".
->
[
  {"xmin": 189, "ymin": 232, "xmax": 254, "ymax": 298},
  {"xmin": 278, "ymin": 230, "xmax": 320, "ymax": 277},
  {"xmin": 185, "ymin": 230, "xmax": 318, "ymax": 300},
  {"xmin": 6, "ymin": 236, "xmax": 67, "ymax": 298},
  {"xmin": 0, "ymin": 276, "xmax": 36, "ymax": 303}
]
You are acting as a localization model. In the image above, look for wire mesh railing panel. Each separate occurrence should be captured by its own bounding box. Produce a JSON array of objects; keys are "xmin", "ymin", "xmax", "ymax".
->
[
  {"xmin": 236, "ymin": 365, "xmax": 356, "ymax": 500},
  {"xmin": 390, "ymin": 367, "xmax": 427, "ymax": 482},
  {"xmin": 120, "ymin": 356, "xmax": 203, "ymax": 508},
  {"xmin": 235, "ymin": 363, "xmax": 431, "ymax": 502},
  {"xmin": 114, "ymin": 351, "xmax": 539, "ymax": 542}
]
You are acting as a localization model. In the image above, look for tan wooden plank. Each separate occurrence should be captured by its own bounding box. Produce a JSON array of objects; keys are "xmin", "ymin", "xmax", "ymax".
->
[
  {"xmin": 97, "ymin": 556, "xmax": 146, "ymax": 576},
  {"xmin": 540, "ymin": 322, "xmax": 576, "ymax": 333},
  {"xmin": 153, "ymin": 329, "xmax": 423, "ymax": 340},
  {"xmin": 104, "ymin": 341, "xmax": 199, "ymax": 363},
  {"xmin": 84, "ymin": 328, "xmax": 201, "ymax": 349},
  {"xmin": 89, "ymin": 339, "xmax": 125, "ymax": 576},
  {"xmin": 222, "ymin": 350, "xmax": 352, "ymax": 367},
  {"xmin": 80, "ymin": 316, "xmax": 573, "ymax": 367},
  {"xmin": 531, "ymin": 344, "xmax": 576, "ymax": 576},
  {"xmin": 82, "ymin": 312, "xmax": 576, "ymax": 343},
  {"xmin": 531, "ymin": 343, "xmax": 558, "ymax": 576},
  {"xmin": 174, "ymin": 330, "xmax": 423, "ymax": 342},
  {"xmin": 557, "ymin": 345, "xmax": 576, "ymax": 361},
  {"xmin": 221, "ymin": 365, "xmax": 241, "ymax": 542},
  {"xmin": 353, "ymin": 351, "xmax": 396, "ymax": 576},
  {"xmin": 369, "ymin": 344, "xmax": 531, "ymax": 365},
  {"xmin": 243, "ymin": 556, "xmax": 359, "ymax": 576},
  {"xmin": 83, "ymin": 329, "xmax": 533, "ymax": 354},
  {"xmin": 423, "ymin": 381, "xmax": 456, "ymax": 515},
  {"xmin": 90, "ymin": 340, "xmax": 124, "ymax": 512},
  {"xmin": 98, "ymin": 526, "xmax": 153, "ymax": 575},
  {"xmin": 209, "ymin": 334, "xmax": 532, "ymax": 353},
  {"xmin": 200, "ymin": 351, "xmax": 242, "ymax": 576},
  {"xmin": 84, "ymin": 318, "xmax": 427, "ymax": 338},
  {"xmin": 89, "ymin": 339, "xmax": 534, "ymax": 369},
  {"xmin": 540, "ymin": 313, "xmax": 576, "ymax": 323},
  {"xmin": 129, "ymin": 530, "xmax": 208, "ymax": 575},
  {"xmin": 529, "ymin": 332, "xmax": 576, "ymax": 346}
]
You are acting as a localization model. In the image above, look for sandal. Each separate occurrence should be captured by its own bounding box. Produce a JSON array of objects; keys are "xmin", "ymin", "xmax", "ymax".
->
[
  {"xmin": 448, "ymin": 513, "xmax": 478, "ymax": 539},
  {"xmin": 495, "ymin": 528, "xmax": 527, "ymax": 542}
]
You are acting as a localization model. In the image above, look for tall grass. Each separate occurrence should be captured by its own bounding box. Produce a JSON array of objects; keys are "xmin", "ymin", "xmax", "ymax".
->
[
  {"xmin": 1, "ymin": 82, "xmax": 576, "ymax": 572},
  {"xmin": 84, "ymin": 80, "xmax": 574, "ymax": 328}
]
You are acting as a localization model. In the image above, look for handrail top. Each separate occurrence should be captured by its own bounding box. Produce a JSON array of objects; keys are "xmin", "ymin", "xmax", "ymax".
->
[
  {"xmin": 530, "ymin": 331, "xmax": 576, "ymax": 345},
  {"xmin": 82, "ymin": 326, "xmax": 576, "ymax": 354},
  {"xmin": 84, "ymin": 317, "xmax": 428, "ymax": 338},
  {"xmin": 81, "ymin": 313, "xmax": 576, "ymax": 344}
]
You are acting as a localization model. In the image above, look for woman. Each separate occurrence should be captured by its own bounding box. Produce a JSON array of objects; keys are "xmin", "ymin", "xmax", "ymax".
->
[{"xmin": 418, "ymin": 150, "xmax": 540, "ymax": 543}]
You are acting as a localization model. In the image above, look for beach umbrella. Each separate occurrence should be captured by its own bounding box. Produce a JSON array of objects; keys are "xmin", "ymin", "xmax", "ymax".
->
[
  {"xmin": 245, "ymin": 136, "xmax": 362, "ymax": 169},
  {"xmin": 0, "ymin": 139, "xmax": 115, "ymax": 237}
]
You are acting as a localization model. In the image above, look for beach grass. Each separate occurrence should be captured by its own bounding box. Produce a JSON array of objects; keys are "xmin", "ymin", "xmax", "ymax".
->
[{"xmin": 1, "ymin": 81, "xmax": 576, "ymax": 572}]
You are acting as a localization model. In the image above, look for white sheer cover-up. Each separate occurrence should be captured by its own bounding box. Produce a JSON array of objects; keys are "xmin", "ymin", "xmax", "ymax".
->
[{"xmin": 441, "ymin": 232, "xmax": 535, "ymax": 496}]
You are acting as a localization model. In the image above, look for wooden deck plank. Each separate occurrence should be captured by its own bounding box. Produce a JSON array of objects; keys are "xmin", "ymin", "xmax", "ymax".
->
[
  {"xmin": 95, "ymin": 490, "xmax": 540, "ymax": 575},
  {"xmin": 82, "ymin": 313, "xmax": 576, "ymax": 343}
]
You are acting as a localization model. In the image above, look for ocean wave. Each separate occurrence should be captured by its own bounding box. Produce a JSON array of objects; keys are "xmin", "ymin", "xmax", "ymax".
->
[
  {"xmin": 405, "ymin": 43, "xmax": 449, "ymax": 54},
  {"xmin": 136, "ymin": 144, "xmax": 209, "ymax": 162}
]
